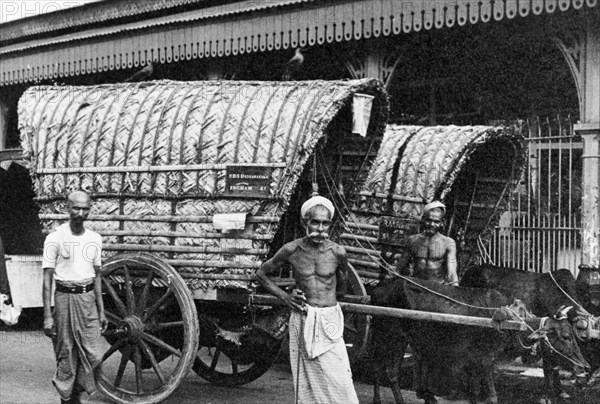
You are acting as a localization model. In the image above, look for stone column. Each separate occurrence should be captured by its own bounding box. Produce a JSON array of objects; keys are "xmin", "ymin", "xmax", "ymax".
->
[
  {"xmin": 576, "ymin": 124, "xmax": 600, "ymax": 267},
  {"xmin": 577, "ymin": 16, "xmax": 600, "ymax": 268},
  {"xmin": 556, "ymin": 13, "xmax": 600, "ymax": 267}
]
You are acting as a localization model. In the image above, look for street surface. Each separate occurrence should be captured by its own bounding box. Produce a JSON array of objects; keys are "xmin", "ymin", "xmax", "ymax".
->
[
  {"xmin": 0, "ymin": 328, "xmax": 427, "ymax": 404},
  {"xmin": 0, "ymin": 317, "xmax": 597, "ymax": 404}
]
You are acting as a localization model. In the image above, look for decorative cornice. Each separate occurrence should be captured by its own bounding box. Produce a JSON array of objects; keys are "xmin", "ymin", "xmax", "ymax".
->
[
  {"xmin": 0, "ymin": 0, "xmax": 597, "ymax": 86},
  {"xmin": 0, "ymin": 0, "xmax": 270, "ymax": 44}
]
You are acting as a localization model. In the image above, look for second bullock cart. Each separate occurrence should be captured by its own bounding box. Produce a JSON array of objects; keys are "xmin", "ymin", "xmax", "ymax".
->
[{"xmin": 17, "ymin": 79, "xmax": 527, "ymax": 404}]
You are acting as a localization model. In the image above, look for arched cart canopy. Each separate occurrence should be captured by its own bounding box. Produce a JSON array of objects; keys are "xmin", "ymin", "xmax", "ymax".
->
[
  {"xmin": 341, "ymin": 124, "xmax": 525, "ymax": 278},
  {"xmin": 19, "ymin": 79, "xmax": 388, "ymax": 289}
]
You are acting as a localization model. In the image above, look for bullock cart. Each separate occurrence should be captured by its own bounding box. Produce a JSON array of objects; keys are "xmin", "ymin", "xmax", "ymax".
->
[
  {"xmin": 14, "ymin": 79, "xmax": 536, "ymax": 404},
  {"xmin": 341, "ymin": 124, "xmax": 526, "ymax": 282},
  {"xmin": 17, "ymin": 79, "xmax": 390, "ymax": 403}
]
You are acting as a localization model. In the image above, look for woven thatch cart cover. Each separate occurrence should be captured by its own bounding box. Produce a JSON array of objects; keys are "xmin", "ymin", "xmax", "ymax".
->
[
  {"xmin": 342, "ymin": 124, "xmax": 525, "ymax": 278},
  {"xmin": 18, "ymin": 79, "xmax": 388, "ymax": 290}
]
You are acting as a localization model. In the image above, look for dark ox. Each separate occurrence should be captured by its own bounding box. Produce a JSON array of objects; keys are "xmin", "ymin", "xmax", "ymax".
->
[
  {"xmin": 370, "ymin": 277, "xmax": 588, "ymax": 404},
  {"xmin": 461, "ymin": 264, "xmax": 599, "ymax": 401}
]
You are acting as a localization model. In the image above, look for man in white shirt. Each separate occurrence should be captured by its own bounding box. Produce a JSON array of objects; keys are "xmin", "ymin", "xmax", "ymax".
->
[{"xmin": 42, "ymin": 191, "xmax": 106, "ymax": 404}]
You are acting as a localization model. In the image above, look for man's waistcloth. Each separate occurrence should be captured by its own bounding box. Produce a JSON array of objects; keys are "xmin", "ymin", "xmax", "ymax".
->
[
  {"xmin": 52, "ymin": 285, "xmax": 103, "ymax": 399},
  {"xmin": 299, "ymin": 303, "xmax": 345, "ymax": 359}
]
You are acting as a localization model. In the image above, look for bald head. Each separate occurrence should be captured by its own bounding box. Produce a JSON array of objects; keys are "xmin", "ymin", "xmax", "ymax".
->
[{"xmin": 67, "ymin": 191, "xmax": 91, "ymax": 232}]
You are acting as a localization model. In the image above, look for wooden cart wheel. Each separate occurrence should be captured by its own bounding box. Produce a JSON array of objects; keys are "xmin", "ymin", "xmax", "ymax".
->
[
  {"xmin": 193, "ymin": 339, "xmax": 280, "ymax": 387},
  {"xmin": 192, "ymin": 304, "xmax": 282, "ymax": 387},
  {"xmin": 96, "ymin": 253, "xmax": 199, "ymax": 404},
  {"xmin": 344, "ymin": 263, "xmax": 371, "ymax": 365}
]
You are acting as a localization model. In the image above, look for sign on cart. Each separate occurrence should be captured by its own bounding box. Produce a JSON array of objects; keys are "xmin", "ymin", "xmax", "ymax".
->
[{"xmin": 225, "ymin": 165, "xmax": 272, "ymax": 197}]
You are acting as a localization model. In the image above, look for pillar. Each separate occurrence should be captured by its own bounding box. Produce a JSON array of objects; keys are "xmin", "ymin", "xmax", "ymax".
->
[
  {"xmin": 555, "ymin": 12, "xmax": 600, "ymax": 267},
  {"xmin": 0, "ymin": 97, "xmax": 8, "ymax": 150}
]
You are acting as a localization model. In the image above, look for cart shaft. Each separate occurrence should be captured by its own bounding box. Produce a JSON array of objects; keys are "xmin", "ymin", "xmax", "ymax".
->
[{"xmin": 217, "ymin": 291, "xmax": 539, "ymax": 332}]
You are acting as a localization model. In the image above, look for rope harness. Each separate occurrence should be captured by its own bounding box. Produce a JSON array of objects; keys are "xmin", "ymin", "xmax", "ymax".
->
[
  {"xmin": 547, "ymin": 270, "xmax": 590, "ymax": 316},
  {"xmin": 547, "ymin": 269, "xmax": 600, "ymax": 343}
]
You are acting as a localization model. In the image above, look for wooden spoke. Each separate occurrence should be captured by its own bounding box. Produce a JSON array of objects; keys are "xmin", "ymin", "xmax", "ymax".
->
[
  {"xmin": 135, "ymin": 269, "xmax": 154, "ymax": 316},
  {"xmin": 123, "ymin": 265, "xmax": 136, "ymax": 315},
  {"xmin": 104, "ymin": 309, "xmax": 122, "ymax": 325},
  {"xmin": 133, "ymin": 344, "xmax": 143, "ymax": 394},
  {"xmin": 115, "ymin": 345, "xmax": 130, "ymax": 388},
  {"xmin": 139, "ymin": 340, "xmax": 166, "ymax": 384},
  {"xmin": 143, "ymin": 288, "xmax": 174, "ymax": 321},
  {"xmin": 231, "ymin": 360, "xmax": 238, "ymax": 375},
  {"xmin": 102, "ymin": 338, "xmax": 127, "ymax": 362},
  {"xmin": 154, "ymin": 321, "xmax": 184, "ymax": 330},
  {"xmin": 210, "ymin": 349, "xmax": 221, "ymax": 372},
  {"xmin": 102, "ymin": 278, "xmax": 128, "ymax": 317},
  {"xmin": 142, "ymin": 332, "xmax": 182, "ymax": 357}
]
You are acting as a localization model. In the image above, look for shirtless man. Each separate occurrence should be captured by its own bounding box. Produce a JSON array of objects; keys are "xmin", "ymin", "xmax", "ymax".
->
[
  {"xmin": 255, "ymin": 195, "xmax": 359, "ymax": 404},
  {"xmin": 397, "ymin": 201, "xmax": 459, "ymax": 286},
  {"xmin": 397, "ymin": 201, "xmax": 458, "ymax": 404}
]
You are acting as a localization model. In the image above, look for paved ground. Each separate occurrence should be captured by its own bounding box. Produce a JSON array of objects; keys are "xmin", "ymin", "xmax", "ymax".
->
[
  {"xmin": 0, "ymin": 328, "xmax": 422, "ymax": 404},
  {"xmin": 1, "ymin": 311, "xmax": 598, "ymax": 404}
]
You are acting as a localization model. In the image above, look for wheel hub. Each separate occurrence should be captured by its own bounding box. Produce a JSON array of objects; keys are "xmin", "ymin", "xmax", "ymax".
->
[{"xmin": 118, "ymin": 316, "xmax": 145, "ymax": 342}]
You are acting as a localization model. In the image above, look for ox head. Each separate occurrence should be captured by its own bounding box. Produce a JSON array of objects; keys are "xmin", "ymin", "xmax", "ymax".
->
[
  {"xmin": 557, "ymin": 305, "xmax": 600, "ymax": 342},
  {"xmin": 528, "ymin": 307, "xmax": 590, "ymax": 375}
]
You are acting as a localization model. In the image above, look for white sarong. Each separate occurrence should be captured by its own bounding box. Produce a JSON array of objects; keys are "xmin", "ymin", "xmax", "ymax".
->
[{"xmin": 289, "ymin": 304, "xmax": 359, "ymax": 404}]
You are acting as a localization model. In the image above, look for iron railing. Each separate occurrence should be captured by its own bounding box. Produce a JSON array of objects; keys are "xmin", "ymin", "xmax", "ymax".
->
[{"xmin": 480, "ymin": 114, "xmax": 583, "ymax": 275}]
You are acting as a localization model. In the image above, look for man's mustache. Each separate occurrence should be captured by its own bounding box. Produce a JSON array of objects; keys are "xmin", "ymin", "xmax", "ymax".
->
[{"xmin": 308, "ymin": 232, "xmax": 329, "ymax": 239}]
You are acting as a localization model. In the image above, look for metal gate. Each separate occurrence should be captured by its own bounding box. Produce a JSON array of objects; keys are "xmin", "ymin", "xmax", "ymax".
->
[{"xmin": 479, "ymin": 114, "xmax": 583, "ymax": 275}]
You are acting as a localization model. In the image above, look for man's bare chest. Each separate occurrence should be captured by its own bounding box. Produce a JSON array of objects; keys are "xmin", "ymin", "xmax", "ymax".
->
[
  {"xmin": 411, "ymin": 238, "xmax": 447, "ymax": 260},
  {"xmin": 289, "ymin": 248, "xmax": 339, "ymax": 277}
]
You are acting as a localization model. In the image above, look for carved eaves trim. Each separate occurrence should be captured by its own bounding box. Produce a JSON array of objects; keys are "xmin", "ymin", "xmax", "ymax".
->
[{"xmin": 0, "ymin": 0, "xmax": 597, "ymax": 86}]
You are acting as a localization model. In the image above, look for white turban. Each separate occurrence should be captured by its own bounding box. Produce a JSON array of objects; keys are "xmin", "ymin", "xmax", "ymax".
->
[
  {"xmin": 422, "ymin": 200, "xmax": 446, "ymax": 219},
  {"xmin": 301, "ymin": 196, "xmax": 335, "ymax": 219}
]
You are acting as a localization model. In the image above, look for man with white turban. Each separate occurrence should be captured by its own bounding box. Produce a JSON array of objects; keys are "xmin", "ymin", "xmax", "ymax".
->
[
  {"xmin": 396, "ymin": 200, "xmax": 458, "ymax": 404},
  {"xmin": 397, "ymin": 200, "xmax": 458, "ymax": 285},
  {"xmin": 256, "ymin": 195, "xmax": 359, "ymax": 404}
]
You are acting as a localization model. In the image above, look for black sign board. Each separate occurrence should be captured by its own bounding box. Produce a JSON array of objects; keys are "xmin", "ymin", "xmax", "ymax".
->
[
  {"xmin": 378, "ymin": 215, "xmax": 420, "ymax": 247},
  {"xmin": 225, "ymin": 165, "xmax": 272, "ymax": 198}
]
